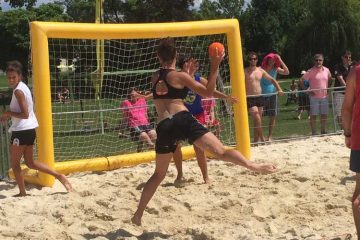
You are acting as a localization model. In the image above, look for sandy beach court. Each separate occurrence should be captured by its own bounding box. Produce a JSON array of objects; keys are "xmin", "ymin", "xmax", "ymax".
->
[{"xmin": 0, "ymin": 135, "xmax": 356, "ymax": 239}]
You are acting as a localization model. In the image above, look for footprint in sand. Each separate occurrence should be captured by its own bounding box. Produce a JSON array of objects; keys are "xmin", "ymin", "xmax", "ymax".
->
[
  {"xmin": 162, "ymin": 205, "xmax": 175, "ymax": 212},
  {"xmin": 95, "ymin": 212, "xmax": 115, "ymax": 221},
  {"xmin": 293, "ymin": 176, "xmax": 310, "ymax": 183},
  {"xmin": 78, "ymin": 190, "xmax": 93, "ymax": 197},
  {"xmin": 96, "ymin": 200, "xmax": 110, "ymax": 208},
  {"xmin": 146, "ymin": 207, "xmax": 159, "ymax": 215},
  {"xmin": 183, "ymin": 202, "xmax": 192, "ymax": 211},
  {"xmin": 219, "ymin": 199, "xmax": 239, "ymax": 210},
  {"xmin": 185, "ymin": 228, "xmax": 213, "ymax": 240}
]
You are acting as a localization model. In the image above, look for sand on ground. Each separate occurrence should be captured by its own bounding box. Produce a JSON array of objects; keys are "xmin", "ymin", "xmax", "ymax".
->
[{"xmin": 0, "ymin": 135, "xmax": 356, "ymax": 240}]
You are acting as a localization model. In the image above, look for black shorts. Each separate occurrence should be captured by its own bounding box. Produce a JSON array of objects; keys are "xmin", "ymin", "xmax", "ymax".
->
[
  {"xmin": 247, "ymin": 96, "xmax": 264, "ymax": 109},
  {"xmin": 155, "ymin": 111, "xmax": 209, "ymax": 154},
  {"xmin": 263, "ymin": 95, "xmax": 278, "ymax": 116},
  {"xmin": 10, "ymin": 129, "xmax": 36, "ymax": 146},
  {"xmin": 350, "ymin": 150, "xmax": 360, "ymax": 173},
  {"xmin": 129, "ymin": 125, "xmax": 152, "ymax": 141}
]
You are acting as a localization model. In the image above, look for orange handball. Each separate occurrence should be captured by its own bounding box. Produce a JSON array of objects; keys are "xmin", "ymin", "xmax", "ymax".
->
[{"xmin": 208, "ymin": 42, "xmax": 225, "ymax": 57}]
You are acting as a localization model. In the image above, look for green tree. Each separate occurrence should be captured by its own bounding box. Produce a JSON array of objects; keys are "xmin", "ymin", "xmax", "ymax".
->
[
  {"xmin": 103, "ymin": 0, "xmax": 125, "ymax": 23},
  {"xmin": 241, "ymin": 0, "xmax": 305, "ymax": 57},
  {"xmin": 58, "ymin": 0, "xmax": 96, "ymax": 23},
  {"xmin": 195, "ymin": 0, "xmax": 245, "ymax": 20},
  {"xmin": 4, "ymin": 0, "xmax": 37, "ymax": 9},
  {"xmin": 0, "ymin": 3, "xmax": 69, "ymax": 72},
  {"xmin": 285, "ymin": 0, "xmax": 360, "ymax": 73},
  {"xmin": 122, "ymin": 0, "xmax": 195, "ymax": 23},
  {"xmin": 57, "ymin": 0, "xmax": 195, "ymax": 23}
]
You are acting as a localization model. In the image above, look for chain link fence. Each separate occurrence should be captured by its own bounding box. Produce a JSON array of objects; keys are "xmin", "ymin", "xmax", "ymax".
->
[{"xmin": 0, "ymin": 86, "xmax": 345, "ymax": 174}]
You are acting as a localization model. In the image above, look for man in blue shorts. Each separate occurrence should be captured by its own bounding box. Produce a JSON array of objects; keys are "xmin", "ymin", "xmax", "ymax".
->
[{"xmin": 301, "ymin": 54, "xmax": 332, "ymax": 135}]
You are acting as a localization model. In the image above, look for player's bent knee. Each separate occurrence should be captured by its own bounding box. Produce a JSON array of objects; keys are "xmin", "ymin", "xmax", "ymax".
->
[{"xmin": 209, "ymin": 146, "xmax": 226, "ymax": 158}]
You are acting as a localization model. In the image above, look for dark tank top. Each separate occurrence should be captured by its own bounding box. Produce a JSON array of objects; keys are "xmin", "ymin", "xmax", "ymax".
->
[{"xmin": 152, "ymin": 68, "xmax": 189, "ymax": 99}]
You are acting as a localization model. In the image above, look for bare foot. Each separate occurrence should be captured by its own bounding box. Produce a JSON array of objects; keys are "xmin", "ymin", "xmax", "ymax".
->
[
  {"xmin": 174, "ymin": 177, "xmax": 186, "ymax": 188},
  {"xmin": 203, "ymin": 177, "xmax": 210, "ymax": 184},
  {"xmin": 13, "ymin": 193, "xmax": 26, "ymax": 197},
  {"xmin": 57, "ymin": 174, "xmax": 72, "ymax": 192},
  {"xmin": 131, "ymin": 213, "xmax": 142, "ymax": 226},
  {"xmin": 251, "ymin": 163, "xmax": 278, "ymax": 174}
]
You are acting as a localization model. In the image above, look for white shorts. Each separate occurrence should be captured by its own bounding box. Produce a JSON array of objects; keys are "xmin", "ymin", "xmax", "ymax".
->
[
  {"xmin": 310, "ymin": 96, "xmax": 328, "ymax": 116},
  {"xmin": 334, "ymin": 91, "xmax": 345, "ymax": 117}
]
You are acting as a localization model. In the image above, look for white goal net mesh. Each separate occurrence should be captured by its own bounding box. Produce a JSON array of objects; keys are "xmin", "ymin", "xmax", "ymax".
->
[{"xmin": 41, "ymin": 35, "xmax": 235, "ymax": 162}]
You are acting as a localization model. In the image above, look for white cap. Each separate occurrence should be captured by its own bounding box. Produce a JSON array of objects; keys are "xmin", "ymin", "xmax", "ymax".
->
[{"xmin": 301, "ymin": 70, "xmax": 306, "ymax": 75}]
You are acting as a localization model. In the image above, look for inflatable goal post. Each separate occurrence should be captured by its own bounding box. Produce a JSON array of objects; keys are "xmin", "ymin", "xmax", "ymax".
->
[{"xmin": 23, "ymin": 19, "xmax": 250, "ymax": 187}]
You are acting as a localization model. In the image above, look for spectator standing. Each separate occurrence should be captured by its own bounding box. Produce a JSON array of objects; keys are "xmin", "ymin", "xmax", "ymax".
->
[
  {"xmin": 285, "ymin": 79, "xmax": 298, "ymax": 105},
  {"xmin": 61, "ymin": 87, "xmax": 70, "ymax": 103},
  {"xmin": 244, "ymin": 52, "xmax": 284, "ymax": 143},
  {"xmin": 297, "ymin": 70, "xmax": 310, "ymax": 120},
  {"xmin": 301, "ymin": 53, "xmax": 332, "ymax": 135},
  {"xmin": 333, "ymin": 50, "xmax": 353, "ymax": 129},
  {"xmin": 260, "ymin": 53, "xmax": 290, "ymax": 141}
]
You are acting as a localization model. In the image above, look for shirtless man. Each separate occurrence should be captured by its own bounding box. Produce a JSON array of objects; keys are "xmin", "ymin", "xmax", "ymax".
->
[{"xmin": 245, "ymin": 52, "xmax": 284, "ymax": 143}]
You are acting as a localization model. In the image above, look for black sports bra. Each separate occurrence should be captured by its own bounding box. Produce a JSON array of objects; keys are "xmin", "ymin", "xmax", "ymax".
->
[{"xmin": 152, "ymin": 68, "xmax": 189, "ymax": 99}]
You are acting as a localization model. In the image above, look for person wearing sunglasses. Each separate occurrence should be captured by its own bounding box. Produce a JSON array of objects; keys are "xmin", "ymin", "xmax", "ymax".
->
[
  {"xmin": 333, "ymin": 50, "xmax": 353, "ymax": 130},
  {"xmin": 244, "ymin": 52, "xmax": 284, "ymax": 144},
  {"xmin": 301, "ymin": 53, "xmax": 332, "ymax": 135}
]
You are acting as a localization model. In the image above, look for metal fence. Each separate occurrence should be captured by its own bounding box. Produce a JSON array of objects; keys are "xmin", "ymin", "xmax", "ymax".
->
[
  {"xmin": 0, "ymin": 86, "xmax": 345, "ymax": 172},
  {"xmin": 0, "ymin": 121, "xmax": 10, "ymax": 179},
  {"xmin": 246, "ymin": 86, "xmax": 344, "ymax": 144}
]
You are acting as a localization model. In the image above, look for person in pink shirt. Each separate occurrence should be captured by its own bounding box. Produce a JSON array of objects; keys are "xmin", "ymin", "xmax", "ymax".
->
[
  {"xmin": 301, "ymin": 53, "xmax": 332, "ymax": 135},
  {"xmin": 121, "ymin": 88, "xmax": 156, "ymax": 152}
]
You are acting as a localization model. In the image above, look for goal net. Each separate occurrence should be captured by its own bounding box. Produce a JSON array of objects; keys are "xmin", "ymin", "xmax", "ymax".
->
[{"xmin": 25, "ymin": 20, "xmax": 249, "ymax": 186}]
